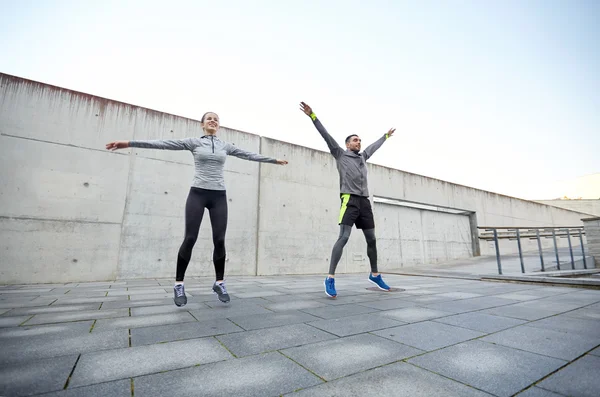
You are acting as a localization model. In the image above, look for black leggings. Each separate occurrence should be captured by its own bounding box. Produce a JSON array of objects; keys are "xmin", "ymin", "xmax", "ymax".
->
[{"xmin": 176, "ymin": 188, "xmax": 228, "ymax": 281}]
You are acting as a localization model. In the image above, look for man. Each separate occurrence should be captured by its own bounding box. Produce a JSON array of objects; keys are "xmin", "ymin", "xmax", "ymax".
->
[{"xmin": 300, "ymin": 102, "xmax": 395, "ymax": 297}]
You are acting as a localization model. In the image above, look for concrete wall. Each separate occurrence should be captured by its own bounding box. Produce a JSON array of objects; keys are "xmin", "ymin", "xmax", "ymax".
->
[
  {"xmin": 535, "ymin": 200, "xmax": 600, "ymax": 217},
  {"xmin": 582, "ymin": 217, "xmax": 600, "ymax": 267},
  {"xmin": 0, "ymin": 73, "xmax": 592, "ymax": 282}
]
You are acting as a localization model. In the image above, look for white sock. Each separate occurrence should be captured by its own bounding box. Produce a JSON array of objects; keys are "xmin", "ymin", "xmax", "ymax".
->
[{"xmin": 175, "ymin": 282, "xmax": 184, "ymax": 286}]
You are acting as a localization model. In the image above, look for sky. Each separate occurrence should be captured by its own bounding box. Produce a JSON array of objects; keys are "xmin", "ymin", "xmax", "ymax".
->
[{"xmin": 1, "ymin": 0, "xmax": 599, "ymax": 200}]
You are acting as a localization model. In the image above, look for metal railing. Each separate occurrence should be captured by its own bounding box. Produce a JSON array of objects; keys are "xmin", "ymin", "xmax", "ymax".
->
[{"xmin": 478, "ymin": 226, "xmax": 587, "ymax": 275}]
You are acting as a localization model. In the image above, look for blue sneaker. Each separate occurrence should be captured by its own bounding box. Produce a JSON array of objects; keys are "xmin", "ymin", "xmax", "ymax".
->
[
  {"xmin": 369, "ymin": 274, "xmax": 391, "ymax": 291},
  {"xmin": 324, "ymin": 277, "xmax": 337, "ymax": 298}
]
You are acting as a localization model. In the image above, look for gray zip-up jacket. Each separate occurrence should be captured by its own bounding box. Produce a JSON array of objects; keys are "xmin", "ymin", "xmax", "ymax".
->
[
  {"xmin": 312, "ymin": 116, "xmax": 389, "ymax": 197},
  {"xmin": 129, "ymin": 136, "xmax": 278, "ymax": 190}
]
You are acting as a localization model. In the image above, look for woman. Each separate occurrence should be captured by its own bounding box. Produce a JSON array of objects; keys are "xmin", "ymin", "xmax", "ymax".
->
[{"xmin": 106, "ymin": 112, "xmax": 288, "ymax": 306}]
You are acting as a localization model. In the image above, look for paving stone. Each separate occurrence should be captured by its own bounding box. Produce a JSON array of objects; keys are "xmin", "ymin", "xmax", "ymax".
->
[
  {"xmin": 0, "ymin": 329, "xmax": 128, "ymax": 364},
  {"xmin": 131, "ymin": 318, "xmax": 243, "ymax": 346},
  {"xmin": 134, "ymin": 352, "xmax": 322, "ymax": 397},
  {"xmin": 93, "ymin": 312, "xmax": 196, "ymax": 330},
  {"xmin": 563, "ymin": 307, "xmax": 600, "ymax": 321},
  {"xmin": 228, "ymin": 310, "xmax": 321, "ymax": 331},
  {"xmin": 294, "ymin": 303, "xmax": 378, "ymax": 319},
  {"xmin": 281, "ymin": 333, "xmax": 422, "ymax": 380},
  {"xmin": 0, "ymin": 298, "xmax": 58, "ymax": 309},
  {"xmin": 357, "ymin": 297, "xmax": 418, "ymax": 310},
  {"xmin": 23, "ymin": 308, "xmax": 130, "ymax": 325},
  {"xmin": 264, "ymin": 300, "xmax": 327, "ymax": 311},
  {"xmin": 514, "ymin": 386, "xmax": 566, "ymax": 396},
  {"xmin": 537, "ymin": 354, "xmax": 600, "ymax": 397},
  {"xmin": 493, "ymin": 293, "xmax": 542, "ymax": 301},
  {"xmin": 232, "ymin": 290, "xmax": 285, "ymax": 298},
  {"xmin": 434, "ymin": 292, "xmax": 483, "ymax": 299},
  {"xmin": 308, "ymin": 313, "xmax": 406, "ymax": 337},
  {"xmin": 482, "ymin": 325, "xmax": 600, "ymax": 361},
  {"xmin": 69, "ymin": 337, "xmax": 232, "ymax": 387},
  {"xmin": 47, "ymin": 296, "xmax": 124, "ymax": 305},
  {"xmin": 0, "ymin": 354, "xmax": 78, "ymax": 396},
  {"xmin": 288, "ymin": 361, "xmax": 493, "ymax": 396},
  {"xmin": 517, "ymin": 300, "xmax": 584, "ymax": 313},
  {"xmin": 590, "ymin": 346, "xmax": 600, "ymax": 356},
  {"xmin": 526, "ymin": 315, "xmax": 600, "ymax": 338},
  {"xmin": 372, "ymin": 307, "xmax": 454, "ymax": 323},
  {"xmin": 130, "ymin": 303, "xmax": 208, "ymax": 316},
  {"xmin": 0, "ymin": 315, "xmax": 32, "ymax": 327},
  {"xmin": 5, "ymin": 303, "xmax": 102, "ymax": 316},
  {"xmin": 216, "ymin": 323, "xmax": 336, "ymax": 357},
  {"xmin": 408, "ymin": 340, "xmax": 566, "ymax": 397},
  {"xmin": 425, "ymin": 297, "xmax": 517, "ymax": 313},
  {"xmin": 433, "ymin": 312, "xmax": 528, "ymax": 333},
  {"xmin": 0, "ymin": 321, "xmax": 93, "ymax": 338},
  {"xmin": 373, "ymin": 320, "xmax": 485, "ymax": 351},
  {"xmin": 319, "ymin": 293, "xmax": 383, "ymax": 306},
  {"xmin": 99, "ymin": 298, "xmax": 174, "ymax": 310},
  {"xmin": 479, "ymin": 305, "xmax": 556, "ymax": 321}
]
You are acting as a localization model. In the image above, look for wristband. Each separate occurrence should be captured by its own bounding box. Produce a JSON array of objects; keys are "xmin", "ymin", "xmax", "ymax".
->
[{"xmin": 310, "ymin": 112, "xmax": 317, "ymax": 121}]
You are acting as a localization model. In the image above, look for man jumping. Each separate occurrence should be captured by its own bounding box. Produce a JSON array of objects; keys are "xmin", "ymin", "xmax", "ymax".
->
[{"xmin": 300, "ymin": 102, "xmax": 395, "ymax": 298}]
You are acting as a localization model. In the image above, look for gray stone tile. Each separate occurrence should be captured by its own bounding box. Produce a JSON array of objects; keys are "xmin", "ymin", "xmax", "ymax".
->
[
  {"xmin": 590, "ymin": 346, "xmax": 600, "ymax": 356},
  {"xmin": 0, "ymin": 329, "xmax": 128, "ymax": 364},
  {"xmin": 433, "ymin": 312, "xmax": 528, "ymax": 333},
  {"xmin": 299, "ymin": 303, "xmax": 378, "ymax": 319},
  {"xmin": 308, "ymin": 313, "xmax": 406, "ymax": 337},
  {"xmin": 93, "ymin": 312, "xmax": 196, "ymax": 330},
  {"xmin": 357, "ymin": 297, "xmax": 418, "ymax": 310},
  {"xmin": 0, "ymin": 321, "xmax": 93, "ymax": 338},
  {"xmin": 425, "ymin": 297, "xmax": 517, "ymax": 313},
  {"xmin": 493, "ymin": 293, "xmax": 542, "ymax": 301},
  {"xmin": 99, "ymin": 298, "xmax": 173, "ymax": 309},
  {"xmin": 69, "ymin": 337, "xmax": 232, "ymax": 387},
  {"xmin": 538, "ymin": 354, "xmax": 600, "ymax": 397},
  {"xmin": 47, "ymin": 296, "xmax": 124, "ymax": 305},
  {"xmin": 264, "ymin": 300, "xmax": 327, "ymax": 311},
  {"xmin": 129, "ymin": 293, "xmax": 173, "ymax": 300},
  {"xmin": 189, "ymin": 304, "xmax": 273, "ymax": 320},
  {"xmin": 31, "ymin": 379, "xmax": 131, "ymax": 397},
  {"xmin": 563, "ymin": 307, "xmax": 600, "ymax": 321},
  {"xmin": 130, "ymin": 303, "xmax": 208, "ymax": 316},
  {"xmin": 517, "ymin": 300, "xmax": 584, "ymax": 313},
  {"xmin": 479, "ymin": 305, "xmax": 556, "ymax": 321},
  {"xmin": 0, "ymin": 354, "xmax": 78, "ymax": 396},
  {"xmin": 233, "ymin": 290, "xmax": 284, "ymax": 298},
  {"xmin": 514, "ymin": 386, "xmax": 566, "ymax": 397},
  {"xmin": 372, "ymin": 307, "xmax": 454, "ymax": 323},
  {"xmin": 134, "ymin": 352, "xmax": 322, "ymax": 397},
  {"xmin": 373, "ymin": 321, "xmax": 485, "ymax": 351},
  {"xmin": 24, "ymin": 308, "xmax": 130, "ymax": 325},
  {"xmin": 0, "ymin": 315, "xmax": 31, "ymax": 327},
  {"xmin": 319, "ymin": 293, "xmax": 383, "ymax": 306},
  {"xmin": 526, "ymin": 315, "xmax": 600, "ymax": 338},
  {"xmin": 216, "ymin": 323, "xmax": 336, "ymax": 357},
  {"xmin": 482, "ymin": 325, "xmax": 600, "ymax": 361},
  {"xmin": 281, "ymin": 333, "xmax": 422, "ymax": 381},
  {"xmin": 408, "ymin": 340, "xmax": 566, "ymax": 397},
  {"xmin": 287, "ymin": 361, "xmax": 493, "ymax": 396},
  {"xmin": 6, "ymin": 303, "xmax": 102, "ymax": 316},
  {"xmin": 435, "ymin": 292, "xmax": 483, "ymax": 299},
  {"xmin": 131, "ymin": 319, "xmax": 243, "ymax": 346},
  {"xmin": 0, "ymin": 298, "xmax": 58, "ymax": 309},
  {"xmin": 228, "ymin": 310, "xmax": 321, "ymax": 331},
  {"xmin": 0, "ymin": 309, "xmax": 8, "ymax": 315}
]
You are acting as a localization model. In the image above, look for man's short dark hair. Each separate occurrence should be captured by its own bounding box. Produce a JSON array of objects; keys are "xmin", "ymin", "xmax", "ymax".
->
[{"xmin": 345, "ymin": 134, "xmax": 359, "ymax": 144}]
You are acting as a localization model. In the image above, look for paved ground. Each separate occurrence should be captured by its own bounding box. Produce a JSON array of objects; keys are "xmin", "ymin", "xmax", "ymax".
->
[{"xmin": 1, "ymin": 274, "xmax": 599, "ymax": 397}]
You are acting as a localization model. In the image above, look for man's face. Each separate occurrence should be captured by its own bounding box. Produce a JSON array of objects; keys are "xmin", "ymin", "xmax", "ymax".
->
[{"xmin": 346, "ymin": 135, "xmax": 361, "ymax": 152}]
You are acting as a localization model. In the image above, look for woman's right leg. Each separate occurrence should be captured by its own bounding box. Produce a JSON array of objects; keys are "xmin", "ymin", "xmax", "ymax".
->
[{"xmin": 176, "ymin": 188, "xmax": 207, "ymax": 282}]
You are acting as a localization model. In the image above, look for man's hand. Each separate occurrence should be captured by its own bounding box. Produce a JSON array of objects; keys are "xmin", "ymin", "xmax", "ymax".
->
[
  {"xmin": 105, "ymin": 141, "xmax": 129, "ymax": 151},
  {"xmin": 276, "ymin": 159, "xmax": 289, "ymax": 165},
  {"xmin": 386, "ymin": 128, "xmax": 396, "ymax": 138},
  {"xmin": 299, "ymin": 102, "xmax": 313, "ymax": 117}
]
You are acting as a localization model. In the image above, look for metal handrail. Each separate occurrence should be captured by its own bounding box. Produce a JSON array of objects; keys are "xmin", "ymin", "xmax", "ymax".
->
[{"xmin": 477, "ymin": 226, "xmax": 586, "ymax": 275}]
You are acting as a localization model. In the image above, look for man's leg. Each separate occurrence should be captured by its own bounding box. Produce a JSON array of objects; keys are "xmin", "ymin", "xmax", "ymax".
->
[
  {"xmin": 329, "ymin": 225, "xmax": 353, "ymax": 276},
  {"xmin": 362, "ymin": 228, "xmax": 378, "ymax": 275}
]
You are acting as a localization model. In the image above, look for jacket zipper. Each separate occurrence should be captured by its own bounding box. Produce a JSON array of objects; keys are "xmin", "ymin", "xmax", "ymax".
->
[{"xmin": 211, "ymin": 136, "xmax": 214, "ymax": 153}]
